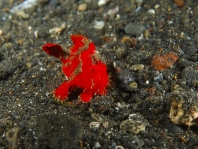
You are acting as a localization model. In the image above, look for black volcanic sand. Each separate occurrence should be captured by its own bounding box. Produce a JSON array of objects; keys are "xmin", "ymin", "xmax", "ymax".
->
[{"xmin": 0, "ymin": 0, "xmax": 198, "ymax": 148}]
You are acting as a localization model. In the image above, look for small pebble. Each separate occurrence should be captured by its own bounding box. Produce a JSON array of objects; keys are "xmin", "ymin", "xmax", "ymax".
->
[
  {"xmin": 17, "ymin": 11, "xmax": 30, "ymax": 19},
  {"xmin": 94, "ymin": 142, "xmax": 101, "ymax": 148},
  {"xmin": 28, "ymin": 26, "xmax": 32, "ymax": 30},
  {"xmin": 115, "ymin": 14, "xmax": 120, "ymax": 20},
  {"xmin": 107, "ymin": 6, "xmax": 119, "ymax": 17},
  {"xmin": 4, "ymin": 43, "xmax": 12, "ymax": 49},
  {"xmin": 34, "ymin": 30, "xmax": 38, "ymax": 38},
  {"xmin": 120, "ymin": 113, "xmax": 148, "ymax": 134},
  {"xmin": 148, "ymin": 9, "xmax": 155, "ymax": 14},
  {"xmin": 136, "ymin": 0, "xmax": 143, "ymax": 6},
  {"xmin": 10, "ymin": 0, "xmax": 37, "ymax": 13},
  {"xmin": 93, "ymin": 21, "xmax": 105, "ymax": 30},
  {"xmin": 26, "ymin": 62, "xmax": 31, "ymax": 69},
  {"xmin": 90, "ymin": 122, "xmax": 100, "ymax": 130},
  {"xmin": 153, "ymin": 73, "xmax": 163, "ymax": 82},
  {"xmin": 115, "ymin": 146, "xmax": 125, "ymax": 149},
  {"xmin": 98, "ymin": 0, "xmax": 107, "ymax": 7},
  {"xmin": 130, "ymin": 64, "xmax": 144, "ymax": 71},
  {"xmin": 154, "ymin": 4, "xmax": 160, "ymax": 9},
  {"xmin": 124, "ymin": 23, "xmax": 146, "ymax": 36},
  {"xmin": 128, "ymin": 81, "xmax": 138, "ymax": 90},
  {"xmin": 174, "ymin": 0, "xmax": 184, "ymax": 7},
  {"xmin": 0, "ymin": 30, "xmax": 2, "ymax": 36},
  {"xmin": 173, "ymin": 84, "xmax": 180, "ymax": 90},
  {"xmin": 151, "ymin": 52, "xmax": 179, "ymax": 71},
  {"xmin": 78, "ymin": 3, "xmax": 87, "ymax": 11},
  {"xmin": 49, "ymin": 23, "xmax": 66, "ymax": 35},
  {"xmin": 17, "ymin": 39, "xmax": 23, "ymax": 46},
  {"xmin": 102, "ymin": 121, "xmax": 109, "ymax": 128}
]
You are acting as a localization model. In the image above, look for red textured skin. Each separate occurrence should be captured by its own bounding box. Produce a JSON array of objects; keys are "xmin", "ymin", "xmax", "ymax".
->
[{"xmin": 42, "ymin": 34, "xmax": 109, "ymax": 102}]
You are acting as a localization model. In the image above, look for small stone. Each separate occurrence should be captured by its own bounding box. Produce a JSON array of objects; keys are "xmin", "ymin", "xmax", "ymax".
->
[
  {"xmin": 153, "ymin": 73, "xmax": 163, "ymax": 82},
  {"xmin": 26, "ymin": 62, "xmax": 31, "ymax": 68},
  {"xmin": 34, "ymin": 30, "xmax": 38, "ymax": 38},
  {"xmin": 165, "ymin": 123, "xmax": 183, "ymax": 133},
  {"xmin": 0, "ymin": 30, "xmax": 2, "ymax": 36},
  {"xmin": 120, "ymin": 113, "xmax": 148, "ymax": 134},
  {"xmin": 169, "ymin": 100, "xmax": 185, "ymax": 125},
  {"xmin": 49, "ymin": 23, "xmax": 66, "ymax": 35},
  {"xmin": 151, "ymin": 52, "xmax": 179, "ymax": 71},
  {"xmin": 148, "ymin": 9, "xmax": 155, "ymax": 14},
  {"xmin": 136, "ymin": 0, "xmax": 143, "ymax": 6},
  {"xmin": 17, "ymin": 11, "xmax": 30, "ymax": 19},
  {"xmin": 154, "ymin": 4, "xmax": 160, "ymax": 9},
  {"xmin": 130, "ymin": 64, "xmax": 144, "ymax": 71},
  {"xmin": 128, "ymin": 81, "xmax": 138, "ymax": 90},
  {"xmin": 174, "ymin": 0, "xmax": 184, "ymax": 7},
  {"xmin": 98, "ymin": 0, "xmax": 107, "ymax": 7},
  {"xmin": 4, "ymin": 43, "xmax": 13, "ymax": 49},
  {"xmin": 107, "ymin": 6, "xmax": 119, "ymax": 17},
  {"xmin": 94, "ymin": 142, "xmax": 101, "ymax": 148},
  {"xmin": 115, "ymin": 146, "xmax": 125, "ymax": 149},
  {"xmin": 17, "ymin": 39, "xmax": 23, "ymax": 46},
  {"xmin": 78, "ymin": 3, "xmax": 87, "ymax": 11},
  {"xmin": 90, "ymin": 122, "xmax": 100, "ymax": 130},
  {"xmin": 116, "ymin": 102, "xmax": 129, "ymax": 109},
  {"xmin": 124, "ymin": 23, "xmax": 146, "ymax": 37},
  {"xmin": 102, "ymin": 121, "xmax": 109, "ymax": 128},
  {"xmin": 93, "ymin": 21, "xmax": 105, "ymax": 30},
  {"xmin": 117, "ymin": 70, "xmax": 135, "ymax": 91},
  {"xmin": 173, "ymin": 84, "xmax": 180, "ymax": 90},
  {"xmin": 10, "ymin": 0, "xmax": 37, "ymax": 13},
  {"xmin": 144, "ymin": 30, "xmax": 150, "ymax": 39}
]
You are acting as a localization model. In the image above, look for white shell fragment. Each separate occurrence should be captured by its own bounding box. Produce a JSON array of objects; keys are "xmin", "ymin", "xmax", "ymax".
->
[
  {"xmin": 49, "ymin": 23, "xmax": 67, "ymax": 35},
  {"xmin": 90, "ymin": 122, "xmax": 100, "ymax": 130},
  {"xmin": 148, "ymin": 9, "xmax": 155, "ymax": 14},
  {"xmin": 34, "ymin": 30, "xmax": 38, "ymax": 38},
  {"xmin": 154, "ymin": 4, "xmax": 160, "ymax": 9},
  {"xmin": 107, "ymin": 6, "xmax": 119, "ymax": 17},
  {"xmin": 98, "ymin": 0, "xmax": 108, "ymax": 7},
  {"xmin": 93, "ymin": 21, "xmax": 105, "ymax": 30},
  {"xmin": 115, "ymin": 146, "xmax": 125, "ymax": 149},
  {"xmin": 10, "ymin": 0, "xmax": 37, "ymax": 13},
  {"xmin": 94, "ymin": 142, "xmax": 101, "ymax": 148},
  {"xmin": 0, "ymin": 30, "xmax": 2, "ymax": 36}
]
